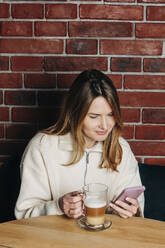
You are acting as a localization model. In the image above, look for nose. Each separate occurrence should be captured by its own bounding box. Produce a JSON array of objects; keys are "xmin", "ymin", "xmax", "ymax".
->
[{"xmin": 99, "ymin": 117, "xmax": 107, "ymax": 130}]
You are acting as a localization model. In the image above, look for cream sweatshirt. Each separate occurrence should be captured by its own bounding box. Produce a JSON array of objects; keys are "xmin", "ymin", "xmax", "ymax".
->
[{"xmin": 15, "ymin": 132, "xmax": 144, "ymax": 219}]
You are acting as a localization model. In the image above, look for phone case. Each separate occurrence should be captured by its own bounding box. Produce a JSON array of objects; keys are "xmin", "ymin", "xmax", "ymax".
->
[{"xmin": 113, "ymin": 185, "xmax": 145, "ymax": 204}]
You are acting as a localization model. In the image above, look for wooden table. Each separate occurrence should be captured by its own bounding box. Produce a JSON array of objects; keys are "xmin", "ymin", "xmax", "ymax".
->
[{"xmin": 0, "ymin": 215, "xmax": 164, "ymax": 248}]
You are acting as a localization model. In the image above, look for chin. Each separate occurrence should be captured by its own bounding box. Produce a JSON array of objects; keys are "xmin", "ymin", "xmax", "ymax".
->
[{"xmin": 95, "ymin": 136, "xmax": 108, "ymax": 142}]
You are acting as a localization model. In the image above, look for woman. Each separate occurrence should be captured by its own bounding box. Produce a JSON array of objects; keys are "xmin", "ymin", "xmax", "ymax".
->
[{"xmin": 15, "ymin": 69, "xmax": 144, "ymax": 220}]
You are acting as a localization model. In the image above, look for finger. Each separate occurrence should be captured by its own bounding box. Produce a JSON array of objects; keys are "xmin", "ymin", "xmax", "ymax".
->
[
  {"xmin": 65, "ymin": 194, "xmax": 83, "ymax": 203},
  {"xmin": 116, "ymin": 199, "xmax": 138, "ymax": 212},
  {"xmin": 116, "ymin": 200, "xmax": 138, "ymax": 216},
  {"xmin": 119, "ymin": 213, "xmax": 129, "ymax": 219},
  {"xmin": 60, "ymin": 191, "xmax": 84, "ymax": 212},
  {"xmin": 65, "ymin": 207, "xmax": 83, "ymax": 219},
  {"xmin": 119, "ymin": 199, "xmax": 139, "ymax": 215},
  {"xmin": 70, "ymin": 190, "xmax": 83, "ymax": 196},
  {"xmin": 126, "ymin": 197, "xmax": 139, "ymax": 208},
  {"xmin": 63, "ymin": 200, "xmax": 82, "ymax": 210},
  {"xmin": 110, "ymin": 202, "xmax": 133, "ymax": 218},
  {"xmin": 70, "ymin": 206, "xmax": 82, "ymax": 216},
  {"xmin": 70, "ymin": 212, "xmax": 83, "ymax": 219}
]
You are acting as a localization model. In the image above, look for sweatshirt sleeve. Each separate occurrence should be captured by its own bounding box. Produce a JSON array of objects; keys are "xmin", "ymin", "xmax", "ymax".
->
[
  {"xmin": 110, "ymin": 138, "xmax": 145, "ymax": 217},
  {"xmin": 15, "ymin": 134, "xmax": 63, "ymax": 219}
]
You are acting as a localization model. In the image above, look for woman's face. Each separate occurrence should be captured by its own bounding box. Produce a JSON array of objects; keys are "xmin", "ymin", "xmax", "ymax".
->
[{"xmin": 82, "ymin": 96, "xmax": 115, "ymax": 148}]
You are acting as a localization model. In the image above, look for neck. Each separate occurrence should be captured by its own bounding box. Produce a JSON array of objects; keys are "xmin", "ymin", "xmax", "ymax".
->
[{"xmin": 85, "ymin": 141, "xmax": 97, "ymax": 149}]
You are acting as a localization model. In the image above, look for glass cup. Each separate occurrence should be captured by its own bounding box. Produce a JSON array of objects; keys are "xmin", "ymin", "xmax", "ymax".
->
[{"xmin": 83, "ymin": 183, "xmax": 108, "ymax": 229}]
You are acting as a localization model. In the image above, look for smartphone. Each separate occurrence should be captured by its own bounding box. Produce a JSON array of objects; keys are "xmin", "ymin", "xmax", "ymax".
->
[{"xmin": 112, "ymin": 185, "xmax": 145, "ymax": 205}]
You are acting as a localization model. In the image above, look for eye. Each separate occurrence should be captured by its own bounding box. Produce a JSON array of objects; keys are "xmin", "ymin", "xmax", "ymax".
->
[{"xmin": 88, "ymin": 114, "xmax": 98, "ymax": 119}]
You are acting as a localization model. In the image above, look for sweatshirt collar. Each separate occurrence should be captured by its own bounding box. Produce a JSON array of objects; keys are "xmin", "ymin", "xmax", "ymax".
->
[{"xmin": 58, "ymin": 133, "xmax": 103, "ymax": 152}]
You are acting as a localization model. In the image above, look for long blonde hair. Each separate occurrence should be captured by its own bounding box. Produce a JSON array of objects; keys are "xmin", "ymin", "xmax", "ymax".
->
[{"xmin": 43, "ymin": 69, "xmax": 123, "ymax": 171}]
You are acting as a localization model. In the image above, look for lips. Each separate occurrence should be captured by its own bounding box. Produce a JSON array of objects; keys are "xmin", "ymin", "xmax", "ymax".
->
[{"xmin": 96, "ymin": 131, "xmax": 107, "ymax": 135}]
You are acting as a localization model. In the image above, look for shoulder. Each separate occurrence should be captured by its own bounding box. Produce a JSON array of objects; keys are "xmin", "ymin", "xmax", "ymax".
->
[
  {"xmin": 119, "ymin": 137, "xmax": 136, "ymax": 163},
  {"xmin": 119, "ymin": 136, "xmax": 132, "ymax": 153},
  {"xmin": 118, "ymin": 137, "xmax": 137, "ymax": 169},
  {"xmin": 27, "ymin": 132, "xmax": 59, "ymax": 149},
  {"xmin": 27, "ymin": 132, "xmax": 73, "ymax": 150}
]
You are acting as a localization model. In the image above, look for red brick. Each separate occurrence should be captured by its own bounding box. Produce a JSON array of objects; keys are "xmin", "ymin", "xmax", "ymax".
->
[
  {"xmin": 121, "ymin": 108, "xmax": 140, "ymax": 123},
  {"xmin": 66, "ymin": 39, "xmax": 97, "ymax": 54},
  {"xmin": 69, "ymin": 22, "xmax": 132, "ymax": 37},
  {"xmin": 124, "ymin": 75, "xmax": 165, "ymax": 90},
  {"xmin": 38, "ymin": 91, "xmax": 66, "ymax": 107},
  {"xmin": 44, "ymin": 57, "xmax": 108, "ymax": 72},
  {"xmin": 136, "ymin": 23, "xmax": 165, "ymax": 39},
  {"xmin": 101, "ymin": 40, "xmax": 162, "ymax": 55},
  {"xmin": 80, "ymin": 4, "xmax": 143, "ymax": 20},
  {"xmin": 138, "ymin": 0, "xmax": 165, "ymax": 2},
  {"xmin": 0, "ymin": 91, "xmax": 2, "ymax": 104},
  {"xmin": 46, "ymin": 4, "xmax": 77, "ymax": 19},
  {"xmin": 147, "ymin": 6, "xmax": 165, "ymax": 21},
  {"xmin": 57, "ymin": 74, "xmax": 79, "ymax": 88},
  {"xmin": 0, "ymin": 57, "xmax": 9, "ymax": 71},
  {"xmin": 144, "ymin": 58, "xmax": 165, "ymax": 73},
  {"xmin": 119, "ymin": 92, "xmax": 165, "ymax": 107},
  {"xmin": 142, "ymin": 109, "xmax": 165, "ymax": 124},
  {"xmin": 106, "ymin": 0, "xmax": 135, "ymax": 2},
  {"xmin": 0, "ymin": 141, "xmax": 27, "ymax": 156},
  {"xmin": 144, "ymin": 158, "xmax": 165, "ymax": 166},
  {"xmin": 0, "ymin": 73, "xmax": 22, "ymax": 88},
  {"xmin": 123, "ymin": 125, "xmax": 134, "ymax": 139},
  {"xmin": 11, "ymin": 57, "xmax": 43, "ymax": 72},
  {"xmin": 0, "ymin": 39, "xmax": 63, "ymax": 54},
  {"xmin": 129, "ymin": 141, "xmax": 165, "ymax": 156},
  {"xmin": 57, "ymin": 73, "xmax": 122, "ymax": 89},
  {"xmin": 24, "ymin": 74, "xmax": 57, "ymax": 88},
  {"xmin": 6, "ymin": 124, "xmax": 37, "ymax": 139},
  {"xmin": 12, "ymin": 4, "xmax": 43, "ymax": 19},
  {"xmin": 135, "ymin": 125, "xmax": 165, "ymax": 140},
  {"xmin": 1, "ymin": 21, "xmax": 32, "ymax": 37},
  {"xmin": 0, "ymin": 124, "xmax": 4, "ymax": 138},
  {"xmin": 0, "ymin": 107, "xmax": 9, "ymax": 121},
  {"xmin": 111, "ymin": 57, "xmax": 141, "ymax": 72},
  {"xmin": 107, "ymin": 75, "xmax": 122, "ymax": 89},
  {"xmin": 0, "ymin": 3, "xmax": 9, "ymax": 18},
  {"xmin": 5, "ymin": 91, "xmax": 35, "ymax": 105},
  {"xmin": 35, "ymin": 22, "xmax": 66, "ymax": 36},
  {"xmin": 12, "ymin": 107, "xmax": 59, "ymax": 123}
]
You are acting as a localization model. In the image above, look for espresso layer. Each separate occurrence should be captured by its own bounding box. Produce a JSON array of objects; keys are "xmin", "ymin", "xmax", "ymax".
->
[{"xmin": 85, "ymin": 205, "xmax": 106, "ymax": 217}]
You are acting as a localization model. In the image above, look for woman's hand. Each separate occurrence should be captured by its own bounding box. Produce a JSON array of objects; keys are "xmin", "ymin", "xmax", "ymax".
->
[
  {"xmin": 109, "ymin": 197, "xmax": 140, "ymax": 218},
  {"xmin": 59, "ymin": 190, "xmax": 83, "ymax": 219}
]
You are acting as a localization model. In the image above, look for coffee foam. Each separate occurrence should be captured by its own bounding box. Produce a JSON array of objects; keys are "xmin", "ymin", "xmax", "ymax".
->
[{"xmin": 84, "ymin": 198, "xmax": 106, "ymax": 208}]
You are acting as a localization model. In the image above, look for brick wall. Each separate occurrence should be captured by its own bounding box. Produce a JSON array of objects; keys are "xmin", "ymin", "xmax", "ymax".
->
[{"xmin": 0, "ymin": 0, "xmax": 165, "ymax": 165}]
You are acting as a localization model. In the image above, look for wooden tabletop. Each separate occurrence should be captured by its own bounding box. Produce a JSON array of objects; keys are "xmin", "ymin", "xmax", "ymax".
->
[{"xmin": 0, "ymin": 214, "xmax": 164, "ymax": 248}]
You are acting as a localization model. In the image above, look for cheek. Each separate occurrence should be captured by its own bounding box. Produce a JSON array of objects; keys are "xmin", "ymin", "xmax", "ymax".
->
[
  {"xmin": 109, "ymin": 118, "xmax": 115, "ymax": 127},
  {"xmin": 82, "ymin": 121, "xmax": 96, "ymax": 133}
]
